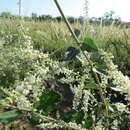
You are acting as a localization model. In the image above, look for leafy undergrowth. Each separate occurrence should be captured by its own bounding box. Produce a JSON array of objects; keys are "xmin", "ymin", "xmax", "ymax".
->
[{"xmin": 0, "ymin": 21, "xmax": 130, "ymax": 130}]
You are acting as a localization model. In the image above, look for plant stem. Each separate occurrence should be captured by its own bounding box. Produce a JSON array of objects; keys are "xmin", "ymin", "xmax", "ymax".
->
[{"xmin": 54, "ymin": 0, "xmax": 80, "ymax": 44}]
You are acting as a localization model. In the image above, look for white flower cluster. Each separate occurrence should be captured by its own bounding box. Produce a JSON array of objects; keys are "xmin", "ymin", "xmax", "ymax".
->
[
  {"xmin": 38, "ymin": 122, "xmax": 63, "ymax": 129},
  {"xmin": 60, "ymin": 51, "xmax": 90, "ymax": 84},
  {"xmin": 111, "ymin": 119, "xmax": 118, "ymax": 130},
  {"xmin": 71, "ymin": 80, "xmax": 84, "ymax": 110},
  {"xmin": 23, "ymin": 34, "xmax": 32, "ymax": 49},
  {"xmin": 101, "ymin": 51, "xmax": 130, "ymax": 101},
  {"xmin": 15, "ymin": 75, "xmax": 44, "ymax": 109},
  {"xmin": 114, "ymin": 103, "xmax": 127, "ymax": 113},
  {"xmin": 76, "ymin": 51, "xmax": 90, "ymax": 68},
  {"xmin": 94, "ymin": 125, "xmax": 104, "ymax": 130},
  {"xmin": 61, "ymin": 67, "xmax": 73, "ymax": 75},
  {"xmin": 81, "ymin": 90, "xmax": 90, "ymax": 114},
  {"xmin": 60, "ymin": 70, "xmax": 80, "ymax": 84},
  {"xmin": 100, "ymin": 73, "xmax": 109, "ymax": 88},
  {"xmin": 16, "ymin": 75, "xmax": 43, "ymax": 94},
  {"xmin": 39, "ymin": 121, "xmax": 87, "ymax": 130},
  {"xmin": 17, "ymin": 22, "xmax": 33, "ymax": 49},
  {"xmin": 16, "ymin": 95, "xmax": 32, "ymax": 109},
  {"xmin": 68, "ymin": 122, "xmax": 86, "ymax": 130}
]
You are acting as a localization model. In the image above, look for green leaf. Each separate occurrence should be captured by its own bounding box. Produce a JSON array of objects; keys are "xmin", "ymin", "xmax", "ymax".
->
[
  {"xmin": 60, "ymin": 110, "xmax": 84, "ymax": 123},
  {"xmin": 90, "ymin": 52, "xmax": 100, "ymax": 61},
  {"xmin": 34, "ymin": 90, "xmax": 61, "ymax": 114},
  {"xmin": 81, "ymin": 37, "xmax": 98, "ymax": 52},
  {"xmin": 96, "ymin": 64, "xmax": 107, "ymax": 74},
  {"xmin": 73, "ymin": 111, "xmax": 84, "ymax": 123},
  {"xmin": 30, "ymin": 113, "xmax": 40, "ymax": 125},
  {"xmin": 60, "ymin": 109, "xmax": 77, "ymax": 122},
  {"xmin": 82, "ymin": 116, "xmax": 93, "ymax": 129},
  {"xmin": 0, "ymin": 110, "xmax": 22, "ymax": 123},
  {"xmin": 74, "ymin": 28, "xmax": 80, "ymax": 37},
  {"xmin": 84, "ymin": 80, "xmax": 99, "ymax": 89},
  {"xmin": 63, "ymin": 46, "xmax": 80, "ymax": 61}
]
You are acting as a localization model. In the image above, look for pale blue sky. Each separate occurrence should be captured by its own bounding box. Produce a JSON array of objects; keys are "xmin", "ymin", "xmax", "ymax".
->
[{"xmin": 0, "ymin": 0, "xmax": 130, "ymax": 21}]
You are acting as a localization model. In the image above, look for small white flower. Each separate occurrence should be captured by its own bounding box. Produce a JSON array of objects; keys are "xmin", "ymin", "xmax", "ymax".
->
[
  {"xmin": 23, "ymin": 89, "xmax": 30, "ymax": 95},
  {"xmin": 115, "ymin": 103, "xmax": 126, "ymax": 112},
  {"xmin": 101, "ymin": 50, "xmax": 130, "ymax": 101},
  {"xmin": 16, "ymin": 85, "xmax": 23, "ymax": 92}
]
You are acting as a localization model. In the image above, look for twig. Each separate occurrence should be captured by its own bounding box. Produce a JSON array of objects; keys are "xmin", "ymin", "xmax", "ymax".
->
[{"xmin": 54, "ymin": 0, "xmax": 80, "ymax": 44}]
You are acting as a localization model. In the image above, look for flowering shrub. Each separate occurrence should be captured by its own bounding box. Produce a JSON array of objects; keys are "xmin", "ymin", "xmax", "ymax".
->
[{"xmin": 0, "ymin": 20, "xmax": 130, "ymax": 130}]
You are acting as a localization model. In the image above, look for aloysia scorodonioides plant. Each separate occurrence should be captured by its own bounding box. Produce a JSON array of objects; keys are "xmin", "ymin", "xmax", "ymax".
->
[{"xmin": 0, "ymin": 1, "xmax": 130, "ymax": 129}]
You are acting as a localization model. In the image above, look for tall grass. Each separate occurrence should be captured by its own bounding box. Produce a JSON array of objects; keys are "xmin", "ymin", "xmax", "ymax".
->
[{"xmin": 0, "ymin": 18, "xmax": 129, "ymax": 75}]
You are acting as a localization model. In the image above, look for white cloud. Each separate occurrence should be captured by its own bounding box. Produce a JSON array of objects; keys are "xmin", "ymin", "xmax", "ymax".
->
[
  {"xmin": 0, "ymin": 0, "xmax": 130, "ymax": 21},
  {"xmin": 89, "ymin": 0, "xmax": 130, "ymax": 21}
]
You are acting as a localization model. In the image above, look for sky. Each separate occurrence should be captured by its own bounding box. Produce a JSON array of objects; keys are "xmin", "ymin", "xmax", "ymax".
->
[{"xmin": 0, "ymin": 0, "xmax": 130, "ymax": 22}]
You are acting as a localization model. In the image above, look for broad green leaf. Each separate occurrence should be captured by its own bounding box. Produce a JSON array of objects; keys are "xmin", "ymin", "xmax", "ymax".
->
[
  {"xmin": 60, "ymin": 110, "xmax": 84, "ymax": 123},
  {"xmin": 81, "ymin": 37, "xmax": 98, "ymax": 52},
  {"xmin": 72, "ymin": 110, "xmax": 84, "ymax": 123},
  {"xmin": 84, "ymin": 80, "xmax": 99, "ymax": 89},
  {"xmin": 90, "ymin": 52, "xmax": 100, "ymax": 61},
  {"xmin": 34, "ymin": 90, "xmax": 61, "ymax": 114},
  {"xmin": 30, "ymin": 113, "xmax": 40, "ymax": 125},
  {"xmin": 60, "ymin": 109, "xmax": 77, "ymax": 123},
  {"xmin": 0, "ymin": 110, "xmax": 22, "ymax": 123},
  {"xmin": 74, "ymin": 28, "xmax": 80, "ymax": 37},
  {"xmin": 63, "ymin": 46, "xmax": 80, "ymax": 61},
  {"xmin": 82, "ymin": 116, "xmax": 93, "ymax": 129},
  {"xmin": 96, "ymin": 64, "xmax": 107, "ymax": 74}
]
